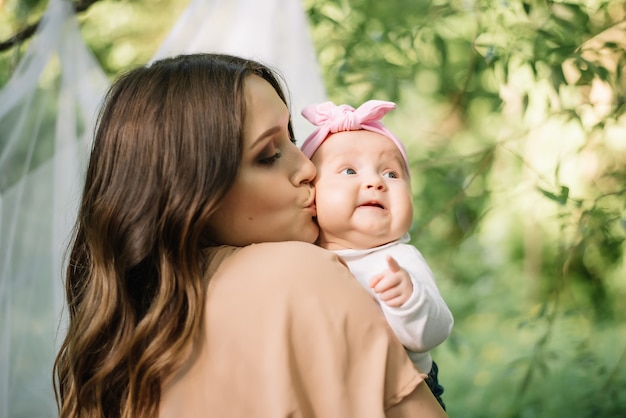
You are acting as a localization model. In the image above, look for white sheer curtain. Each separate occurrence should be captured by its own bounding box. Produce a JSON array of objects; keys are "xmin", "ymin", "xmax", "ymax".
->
[
  {"xmin": 151, "ymin": 0, "xmax": 326, "ymax": 140},
  {"xmin": 0, "ymin": 0, "xmax": 325, "ymax": 416},
  {"xmin": 0, "ymin": 0, "xmax": 109, "ymax": 416}
]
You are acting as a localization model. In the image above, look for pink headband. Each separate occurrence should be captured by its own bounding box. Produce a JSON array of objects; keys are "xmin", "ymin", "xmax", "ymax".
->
[{"xmin": 300, "ymin": 100, "xmax": 410, "ymax": 173}]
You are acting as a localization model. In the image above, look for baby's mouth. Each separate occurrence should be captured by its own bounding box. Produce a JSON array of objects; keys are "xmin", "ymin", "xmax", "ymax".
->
[{"xmin": 359, "ymin": 201, "xmax": 384, "ymax": 209}]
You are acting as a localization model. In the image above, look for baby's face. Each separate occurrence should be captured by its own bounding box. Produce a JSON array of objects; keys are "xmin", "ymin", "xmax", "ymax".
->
[{"xmin": 311, "ymin": 130, "xmax": 413, "ymax": 250}]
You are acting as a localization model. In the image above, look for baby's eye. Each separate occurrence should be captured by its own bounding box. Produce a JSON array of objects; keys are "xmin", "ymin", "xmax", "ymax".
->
[
  {"xmin": 383, "ymin": 171, "xmax": 398, "ymax": 179},
  {"xmin": 341, "ymin": 168, "xmax": 357, "ymax": 175}
]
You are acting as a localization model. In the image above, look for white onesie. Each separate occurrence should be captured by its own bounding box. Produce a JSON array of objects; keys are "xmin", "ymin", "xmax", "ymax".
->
[{"xmin": 334, "ymin": 234, "xmax": 454, "ymax": 373}]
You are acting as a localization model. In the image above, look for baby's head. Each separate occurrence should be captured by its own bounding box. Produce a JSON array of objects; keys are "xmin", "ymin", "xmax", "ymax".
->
[
  {"xmin": 301, "ymin": 100, "xmax": 410, "ymax": 174},
  {"xmin": 301, "ymin": 100, "xmax": 413, "ymax": 250}
]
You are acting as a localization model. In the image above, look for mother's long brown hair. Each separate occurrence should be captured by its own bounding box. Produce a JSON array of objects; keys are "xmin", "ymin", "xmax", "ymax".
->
[{"xmin": 53, "ymin": 53, "xmax": 292, "ymax": 417}]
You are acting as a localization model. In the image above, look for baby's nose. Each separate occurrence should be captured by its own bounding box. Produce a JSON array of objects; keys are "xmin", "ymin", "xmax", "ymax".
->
[{"xmin": 365, "ymin": 175, "xmax": 385, "ymax": 190}]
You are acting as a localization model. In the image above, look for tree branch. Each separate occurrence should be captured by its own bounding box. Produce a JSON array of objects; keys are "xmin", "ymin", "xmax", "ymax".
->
[{"xmin": 0, "ymin": 0, "xmax": 101, "ymax": 52}]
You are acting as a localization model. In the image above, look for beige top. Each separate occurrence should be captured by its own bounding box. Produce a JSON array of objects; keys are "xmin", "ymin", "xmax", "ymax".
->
[{"xmin": 159, "ymin": 241, "xmax": 427, "ymax": 418}]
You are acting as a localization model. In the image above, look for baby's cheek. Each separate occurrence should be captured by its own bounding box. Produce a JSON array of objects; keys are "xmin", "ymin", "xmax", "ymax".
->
[{"xmin": 315, "ymin": 188, "xmax": 337, "ymax": 210}]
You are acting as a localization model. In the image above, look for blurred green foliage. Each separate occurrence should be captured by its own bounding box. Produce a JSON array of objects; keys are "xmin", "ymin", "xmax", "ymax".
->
[
  {"xmin": 304, "ymin": 1, "xmax": 626, "ymax": 416},
  {"xmin": 1, "ymin": 0, "xmax": 625, "ymax": 416}
]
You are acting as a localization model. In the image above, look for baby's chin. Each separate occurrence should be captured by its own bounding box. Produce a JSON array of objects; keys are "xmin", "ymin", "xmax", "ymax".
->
[
  {"xmin": 316, "ymin": 233, "xmax": 401, "ymax": 251},
  {"xmin": 350, "ymin": 230, "xmax": 405, "ymax": 249},
  {"xmin": 356, "ymin": 238, "xmax": 397, "ymax": 250}
]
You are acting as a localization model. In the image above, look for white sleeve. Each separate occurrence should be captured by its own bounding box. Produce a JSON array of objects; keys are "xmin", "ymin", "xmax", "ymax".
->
[{"xmin": 376, "ymin": 245, "xmax": 454, "ymax": 353}]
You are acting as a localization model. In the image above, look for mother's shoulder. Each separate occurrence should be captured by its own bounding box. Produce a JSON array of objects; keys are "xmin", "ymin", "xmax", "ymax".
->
[
  {"xmin": 231, "ymin": 241, "xmax": 342, "ymax": 271},
  {"xmin": 212, "ymin": 242, "xmax": 350, "ymax": 288},
  {"xmin": 241, "ymin": 241, "xmax": 332, "ymax": 258}
]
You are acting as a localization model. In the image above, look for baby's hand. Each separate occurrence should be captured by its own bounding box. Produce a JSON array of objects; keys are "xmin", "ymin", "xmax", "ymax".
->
[{"xmin": 369, "ymin": 256, "xmax": 414, "ymax": 308}]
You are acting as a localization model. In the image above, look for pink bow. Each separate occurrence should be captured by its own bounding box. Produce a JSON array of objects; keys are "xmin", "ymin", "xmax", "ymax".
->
[{"xmin": 300, "ymin": 100, "xmax": 409, "ymax": 173}]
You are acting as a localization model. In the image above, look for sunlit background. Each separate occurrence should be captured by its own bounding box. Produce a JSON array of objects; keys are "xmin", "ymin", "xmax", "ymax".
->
[{"xmin": 1, "ymin": 0, "xmax": 625, "ymax": 417}]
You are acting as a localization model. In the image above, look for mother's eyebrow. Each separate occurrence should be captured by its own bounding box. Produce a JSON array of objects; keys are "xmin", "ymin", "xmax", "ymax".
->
[{"xmin": 249, "ymin": 126, "xmax": 281, "ymax": 150}]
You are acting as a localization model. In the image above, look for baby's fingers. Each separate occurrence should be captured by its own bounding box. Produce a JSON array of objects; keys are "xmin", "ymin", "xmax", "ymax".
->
[
  {"xmin": 377, "ymin": 286, "xmax": 406, "ymax": 307},
  {"xmin": 386, "ymin": 255, "xmax": 401, "ymax": 273},
  {"xmin": 381, "ymin": 294, "xmax": 406, "ymax": 308},
  {"xmin": 369, "ymin": 273, "xmax": 384, "ymax": 289}
]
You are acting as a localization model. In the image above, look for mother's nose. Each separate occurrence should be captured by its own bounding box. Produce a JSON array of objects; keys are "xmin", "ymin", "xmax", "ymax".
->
[{"xmin": 293, "ymin": 147, "xmax": 317, "ymax": 185}]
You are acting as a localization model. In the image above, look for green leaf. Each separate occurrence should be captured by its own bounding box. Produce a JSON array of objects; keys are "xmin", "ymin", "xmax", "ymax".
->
[{"xmin": 538, "ymin": 185, "xmax": 569, "ymax": 205}]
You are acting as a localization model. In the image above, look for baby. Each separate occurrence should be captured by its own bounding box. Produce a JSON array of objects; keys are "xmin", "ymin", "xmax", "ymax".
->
[{"xmin": 301, "ymin": 100, "xmax": 453, "ymax": 410}]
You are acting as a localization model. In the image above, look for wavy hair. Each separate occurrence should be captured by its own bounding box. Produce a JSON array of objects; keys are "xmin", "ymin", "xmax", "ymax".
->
[{"xmin": 53, "ymin": 53, "xmax": 292, "ymax": 417}]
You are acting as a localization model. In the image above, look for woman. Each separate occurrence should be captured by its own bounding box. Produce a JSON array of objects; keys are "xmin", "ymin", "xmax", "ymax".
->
[{"xmin": 53, "ymin": 53, "xmax": 447, "ymax": 417}]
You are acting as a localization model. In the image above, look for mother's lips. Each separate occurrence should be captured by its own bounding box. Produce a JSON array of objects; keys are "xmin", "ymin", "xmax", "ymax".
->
[
  {"xmin": 304, "ymin": 193, "xmax": 316, "ymax": 210},
  {"xmin": 304, "ymin": 198, "xmax": 316, "ymax": 214}
]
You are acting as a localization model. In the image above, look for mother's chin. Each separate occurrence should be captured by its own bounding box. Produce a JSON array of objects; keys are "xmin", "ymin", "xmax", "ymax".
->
[{"xmin": 294, "ymin": 217, "xmax": 320, "ymax": 244}]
